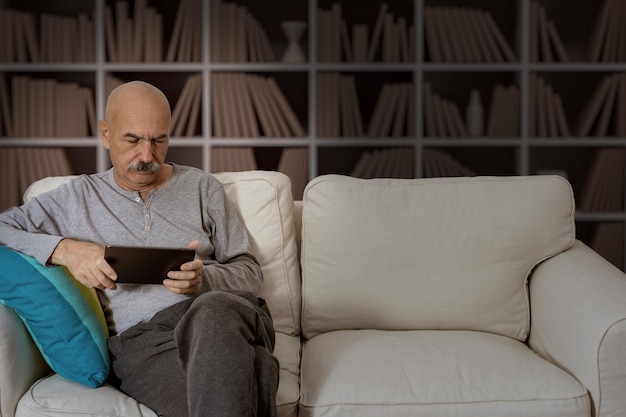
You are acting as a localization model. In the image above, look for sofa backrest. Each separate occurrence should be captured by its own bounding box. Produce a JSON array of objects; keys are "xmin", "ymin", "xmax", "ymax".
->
[
  {"xmin": 212, "ymin": 171, "xmax": 301, "ymax": 335},
  {"xmin": 300, "ymin": 175, "xmax": 575, "ymax": 341},
  {"xmin": 24, "ymin": 171, "xmax": 302, "ymax": 336}
]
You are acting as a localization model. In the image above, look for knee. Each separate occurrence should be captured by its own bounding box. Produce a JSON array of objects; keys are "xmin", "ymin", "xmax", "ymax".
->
[{"xmin": 191, "ymin": 290, "xmax": 258, "ymax": 321}]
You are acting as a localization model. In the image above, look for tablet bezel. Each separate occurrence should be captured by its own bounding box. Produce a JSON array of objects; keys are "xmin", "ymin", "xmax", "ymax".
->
[{"xmin": 104, "ymin": 245, "xmax": 196, "ymax": 284}]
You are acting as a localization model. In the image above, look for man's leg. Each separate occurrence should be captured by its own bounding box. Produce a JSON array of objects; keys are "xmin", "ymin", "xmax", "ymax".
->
[
  {"xmin": 175, "ymin": 291, "xmax": 279, "ymax": 417},
  {"xmin": 108, "ymin": 299, "xmax": 193, "ymax": 417}
]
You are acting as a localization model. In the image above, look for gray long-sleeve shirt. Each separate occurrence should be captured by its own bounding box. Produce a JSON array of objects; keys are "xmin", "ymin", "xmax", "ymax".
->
[{"xmin": 0, "ymin": 164, "xmax": 263, "ymax": 335}]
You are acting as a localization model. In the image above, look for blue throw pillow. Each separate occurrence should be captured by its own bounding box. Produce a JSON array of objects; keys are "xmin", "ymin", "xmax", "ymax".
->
[{"xmin": 0, "ymin": 246, "xmax": 109, "ymax": 388}]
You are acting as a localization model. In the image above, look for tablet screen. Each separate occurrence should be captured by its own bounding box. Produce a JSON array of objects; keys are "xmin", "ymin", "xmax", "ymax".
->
[{"xmin": 104, "ymin": 245, "xmax": 196, "ymax": 284}]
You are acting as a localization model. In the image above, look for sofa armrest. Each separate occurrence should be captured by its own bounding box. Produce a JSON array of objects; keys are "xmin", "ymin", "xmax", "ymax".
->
[
  {"xmin": 529, "ymin": 240, "xmax": 626, "ymax": 417},
  {"xmin": 0, "ymin": 305, "xmax": 50, "ymax": 417}
]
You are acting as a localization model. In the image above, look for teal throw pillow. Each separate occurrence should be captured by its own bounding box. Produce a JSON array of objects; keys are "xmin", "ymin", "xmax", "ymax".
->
[{"xmin": 0, "ymin": 246, "xmax": 109, "ymax": 388}]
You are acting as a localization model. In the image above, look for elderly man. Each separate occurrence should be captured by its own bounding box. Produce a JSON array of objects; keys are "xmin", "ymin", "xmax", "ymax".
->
[{"xmin": 0, "ymin": 80, "xmax": 279, "ymax": 417}]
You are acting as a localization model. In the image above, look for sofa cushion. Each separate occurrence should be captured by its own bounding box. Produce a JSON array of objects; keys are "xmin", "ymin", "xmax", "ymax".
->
[
  {"xmin": 17, "ymin": 332, "xmax": 301, "ymax": 417},
  {"xmin": 212, "ymin": 171, "xmax": 301, "ymax": 335},
  {"xmin": 301, "ymin": 175, "xmax": 575, "ymax": 340},
  {"xmin": 0, "ymin": 247, "xmax": 109, "ymax": 388},
  {"xmin": 299, "ymin": 330, "xmax": 590, "ymax": 417}
]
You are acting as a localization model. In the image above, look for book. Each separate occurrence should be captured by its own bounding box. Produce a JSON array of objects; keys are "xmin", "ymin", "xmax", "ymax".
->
[
  {"xmin": 0, "ymin": 73, "xmax": 12, "ymax": 137},
  {"xmin": 423, "ymin": 82, "xmax": 436, "ymax": 137},
  {"xmin": 367, "ymin": 83, "xmax": 392, "ymax": 137},
  {"xmin": 576, "ymin": 74, "xmax": 614, "ymax": 137},
  {"xmin": 601, "ymin": 0, "xmax": 621, "ymax": 62},
  {"xmin": 529, "ymin": 2, "xmax": 539, "ymax": 62},
  {"xmin": 391, "ymin": 82, "xmax": 409, "ymax": 137},
  {"xmin": 105, "ymin": 5, "xmax": 117, "ymax": 61},
  {"xmin": 590, "ymin": 223, "xmax": 624, "ymax": 270},
  {"xmin": 339, "ymin": 76, "xmax": 354, "ymax": 137},
  {"xmin": 467, "ymin": 8, "xmax": 497, "ymax": 62},
  {"xmin": 367, "ymin": 2, "xmax": 389, "ymax": 62},
  {"xmin": 171, "ymin": 75, "xmax": 194, "ymax": 136},
  {"xmin": 247, "ymin": 75, "xmax": 277, "ymax": 136},
  {"xmin": 211, "ymin": 73, "xmax": 224, "ymax": 137},
  {"xmin": 268, "ymin": 78, "xmax": 305, "ymax": 137},
  {"xmin": 587, "ymin": 0, "xmax": 613, "ymax": 62},
  {"xmin": 538, "ymin": 3, "xmax": 552, "ymax": 62},
  {"xmin": 423, "ymin": 7, "xmax": 442, "ymax": 62},
  {"xmin": 423, "ymin": 148, "xmax": 475, "ymax": 178},
  {"xmin": 352, "ymin": 24, "xmax": 369, "ymax": 62},
  {"xmin": 483, "ymin": 10, "xmax": 516, "ymax": 62},
  {"xmin": 547, "ymin": 21, "xmax": 569, "ymax": 62},
  {"xmin": 278, "ymin": 147, "xmax": 308, "ymax": 200},
  {"xmin": 553, "ymin": 95, "xmax": 570, "ymax": 137},
  {"xmin": 211, "ymin": 147, "xmax": 257, "ymax": 173},
  {"xmin": 616, "ymin": 73, "xmax": 626, "ymax": 136},
  {"xmin": 594, "ymin": 73, "xmax": 619, "ymax": 137},
  {"xmin": 432, "ymin": 7, "xmax": 454, "ymax": 62},
  {"xmin": 579, "ymin": 148, "xmax": 626, "ymax": 212}
]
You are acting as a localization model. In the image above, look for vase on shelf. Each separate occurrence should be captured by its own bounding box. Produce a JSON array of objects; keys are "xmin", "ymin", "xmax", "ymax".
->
[{"xmin": 281, "ymin": 20, "xmax": 307, "ymax": 63}]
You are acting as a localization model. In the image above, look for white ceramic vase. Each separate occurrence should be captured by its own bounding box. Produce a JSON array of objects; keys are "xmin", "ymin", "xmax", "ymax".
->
[{"xmin": 281, "ymin": 20, "xmax": 307, "ymax": 63}]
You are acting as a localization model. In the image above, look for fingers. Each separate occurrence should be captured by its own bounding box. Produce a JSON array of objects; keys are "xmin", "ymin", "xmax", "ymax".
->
[
  {"xmin": 53, "ymin": 239, "xmax": 118, "ymax": 290},
  {"xmin": 164, "ymin": 258, "xmax": 202, "ymax": 294}
]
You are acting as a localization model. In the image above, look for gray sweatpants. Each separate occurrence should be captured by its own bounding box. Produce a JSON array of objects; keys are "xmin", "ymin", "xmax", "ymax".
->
[{"xmin": 108, "ymin": 290, "xmax": 279, "ymax": 417}]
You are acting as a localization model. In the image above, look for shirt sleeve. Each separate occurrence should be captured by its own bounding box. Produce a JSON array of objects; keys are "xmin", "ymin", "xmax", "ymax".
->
[
  {"xmin": 0, "ymin": 189, "xmax": 70, "ymax": 265},
  {"xmin": 201, "ymin": 182, "xmax": 264, "ymax": 294}
]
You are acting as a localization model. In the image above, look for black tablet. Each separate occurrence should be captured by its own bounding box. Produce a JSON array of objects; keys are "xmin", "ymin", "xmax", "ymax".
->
[{"xmin": 104, "ymin": 245, "xmax": 196, "ymax": 284}]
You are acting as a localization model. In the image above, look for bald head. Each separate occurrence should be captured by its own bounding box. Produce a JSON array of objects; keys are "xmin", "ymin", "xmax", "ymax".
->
[{"xmin": 105, "ymin": 81, "xmax": 171, "ymax": 123}]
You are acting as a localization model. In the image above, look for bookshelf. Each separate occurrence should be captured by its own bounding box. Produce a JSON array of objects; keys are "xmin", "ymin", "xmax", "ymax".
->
[{"xmin": 1, "ymin": 0, "xmax": 626, "ymax": 270}]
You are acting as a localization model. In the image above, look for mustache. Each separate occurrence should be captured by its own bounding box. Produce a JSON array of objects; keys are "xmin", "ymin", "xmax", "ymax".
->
[{"xmin": 128, "ymin": 161, "xmax": 160, "ymax": 173}]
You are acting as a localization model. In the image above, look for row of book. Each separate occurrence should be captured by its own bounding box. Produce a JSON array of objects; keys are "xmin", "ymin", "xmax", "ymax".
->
[
  {"xmin": 529, "ymin": 74, "xmax": 569, "ymax": 137},
  {"xmin": 317, "ymin": 73, "xmax": 416, "ymax": 137},
  {"xmin": 368, "ymin": 82, "xmax": 415, "ymax": 137},
  {"xmin": 211, "ymin": 72, "xmax": 304, "ymax": 137},
  {"xmin": 424, "ymin": 81, "xmax": 519, "ymax": 138},
  {"xmin": 350, "ymin": 147, "xmax": 475, "ymax": 179},
  {"xmin": 576, "ymin": 72, "xmax": 626, "ymax": 137},
  {"xmin": 0, "ymin": 147, "xmax": 73, "ymax": 211},
  {"xmin": 171, "ymin": 74, "xmax": 203, "ymax": 137},
  {"xmin": 317, "ymin": 73, "xmax": 362, "ymax": 137},
  {"xmin": 528, "ymin": 1, "xmax": 569, "ymax": 63},
  {"xmin": 424, "ymin": 6, "xmax": 515, "ymax": 63},
  {"xmin": 0, "ymin": 74, "xmax": 96, "ymax": 138},
  {"xmin": 318, "ymin": 2, "xmax": 414, "ymax": 63},
  {"xmin": 105, "ymin": 0, "xmax": 167, "ymax": 63},
  {"xmin": 4, "ymin": 71, "xmax": 626, "ymax": 140},
  {"xmin": 0, "ymin": 8, "xmax": 95, "ymax": 63},
  {"xmin": 210, "ymin": 0, "xmax": 275, "ymax": 63},
  {"xmin": 423, "ymin": 82, "xmax": 468, "ymax": 137},
  {"xmin": 210, "ymin": 147, "xmax": 307, "ymax": 199}
]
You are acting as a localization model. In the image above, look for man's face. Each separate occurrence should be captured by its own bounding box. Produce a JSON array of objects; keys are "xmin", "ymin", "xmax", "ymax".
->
[{"xmin": 99, "ymin": 100, "xmax": 170, "ymax": 191}]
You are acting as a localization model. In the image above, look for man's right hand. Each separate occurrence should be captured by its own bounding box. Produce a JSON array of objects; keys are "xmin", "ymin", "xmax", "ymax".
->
[{"xmin": 50, "ymin": 239, "xmax": 118, "ymax": 290}]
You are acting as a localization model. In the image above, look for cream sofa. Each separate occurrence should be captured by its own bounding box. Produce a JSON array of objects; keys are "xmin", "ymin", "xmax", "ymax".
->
[{"xmin": 1, "ymin": 170, "xmax": 626, "ymax": 417}]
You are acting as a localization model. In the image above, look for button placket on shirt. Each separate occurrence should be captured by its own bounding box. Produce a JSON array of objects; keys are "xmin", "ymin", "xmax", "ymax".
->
[{"xmin": 135, "ymin": 196, "xmax": 152, "ymax": 232}]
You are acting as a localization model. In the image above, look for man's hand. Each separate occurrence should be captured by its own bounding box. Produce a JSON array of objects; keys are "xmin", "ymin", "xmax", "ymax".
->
[
  {"xmin": 163, "ymin": 240, "xmax": 202, "ymax": 295},
  {"xmin": 50, "ymin": 239, "xmax": 118, "ymax": 290}
]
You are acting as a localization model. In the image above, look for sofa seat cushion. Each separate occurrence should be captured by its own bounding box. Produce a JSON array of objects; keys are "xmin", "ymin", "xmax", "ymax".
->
[
  {"xmin": 16, "ymin": 377, "xmax": 158, "ymax": 417},
  {"xmin": 299, "ymin": 330, "xmax": 590, "ymax": 417},
  {"xmin": 16, "ymin": 331, "xmax": 300, "ymax": 417},
  {"xmin": 301, "ymin": 175, "xmax": 575, "ymax": 340}
]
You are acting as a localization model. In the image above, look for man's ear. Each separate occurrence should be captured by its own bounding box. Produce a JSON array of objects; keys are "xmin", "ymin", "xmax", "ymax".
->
[{"xmin": 98, "ymin": 120, "xmax": 110, "ymax": 149}]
